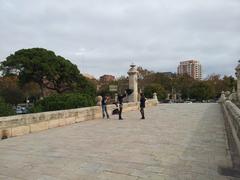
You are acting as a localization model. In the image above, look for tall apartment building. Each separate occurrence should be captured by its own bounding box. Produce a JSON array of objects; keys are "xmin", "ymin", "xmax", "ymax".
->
[{"xmin": 177, "ymin": 60, "xmax": 202, "ymax": 80}]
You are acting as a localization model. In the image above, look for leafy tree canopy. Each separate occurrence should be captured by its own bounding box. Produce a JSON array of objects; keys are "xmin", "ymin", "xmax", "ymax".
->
[
  {"xmin": 144, "ymin": 84, "xmax": 167, "ymax": 100},
  {"xmin": 0, "ymin": 48, "xmax": 95, "ymax": 97},
  {"xmin": 189, "ymin": 81, "xmax": 215, "ymax": 101}
]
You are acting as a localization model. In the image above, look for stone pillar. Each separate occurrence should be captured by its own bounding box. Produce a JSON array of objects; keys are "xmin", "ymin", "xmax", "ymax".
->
[
  {"xmin": 235, "ymin": 61, "xmax": 240, "ymax": 101},
  {"xmin": 128, "ymin": 64, "xmax": 138, "ymax": 102}
]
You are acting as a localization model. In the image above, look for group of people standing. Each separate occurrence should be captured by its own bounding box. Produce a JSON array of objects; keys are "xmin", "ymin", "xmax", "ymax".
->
[{"xmin": 101, "ymin": 92, "xmax": 146, "ymax": 120}]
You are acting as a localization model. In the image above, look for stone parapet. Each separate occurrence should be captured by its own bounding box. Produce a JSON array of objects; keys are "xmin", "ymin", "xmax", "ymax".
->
[
  {"xmin": 221, "ymin": 100, "xmax": 240, "ymax": 160},
  {"xmin": 0, "ymin": 99, "xmax": 158, "ymax": 139}
]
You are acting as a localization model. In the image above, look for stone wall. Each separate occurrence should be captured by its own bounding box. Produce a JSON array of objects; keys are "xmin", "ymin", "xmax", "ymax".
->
[
  {"xmin": 0, "ymin": 99, "xmax": 158, "ymax": 139},
  {"xmin": 221, "ymin": 100, "xmax": 240, "ymax": 160}
]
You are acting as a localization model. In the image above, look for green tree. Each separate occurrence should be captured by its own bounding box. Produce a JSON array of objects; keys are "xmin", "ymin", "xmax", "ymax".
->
[
  {"xmin": 205, "ymin": 74, "xmax": 221, "ymax": 98},
  {"xmin": 174, "ymin": 74, "xmax": 195, "ymax": 99},
  {"xmin": 222, "ymin": 75, "xmax": 236, "ymax": 91},
  {"xmin": 22, "ymin": 82, "xmax": 42, "ymax": 102},
  {"xmin": 189, "ymin": 81, "xmax": 214, "ymax": 101},
  {"xmin": 205, "ymin": 74, "xmax": 236, "ymax": 99},
  {"xmin": 76, "ymin": 76, "xmax": 97, "ymax": 97},
  {"xmin": 0, "ymin": 48, "xmax": 87, "ymax": 97},
  {"xmin": 144, "ymin": 84, "xmax": 167, "ymax": 100}
]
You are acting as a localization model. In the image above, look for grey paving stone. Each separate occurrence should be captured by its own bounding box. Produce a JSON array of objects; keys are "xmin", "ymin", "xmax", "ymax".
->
[{"xmin": 0, "ymin": 103, "xmax": 237, "ymax": 180}]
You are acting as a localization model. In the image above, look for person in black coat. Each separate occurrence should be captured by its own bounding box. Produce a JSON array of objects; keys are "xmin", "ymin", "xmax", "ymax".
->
[
  {"xmin": 117, "ymin": 92, "xmax": 127, "ymax": 120},
  {"xmin": 140, "ymin": 93, "xmax": 146, "ymax": 119}
]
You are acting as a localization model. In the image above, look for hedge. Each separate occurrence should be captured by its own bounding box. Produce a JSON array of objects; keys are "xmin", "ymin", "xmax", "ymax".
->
[{"xmin": 32, "ymin": 93, "xmax": 95, "ymax": 112}]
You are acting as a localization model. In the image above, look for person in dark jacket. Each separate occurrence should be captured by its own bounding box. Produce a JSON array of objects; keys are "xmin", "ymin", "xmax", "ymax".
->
[
  {"xmin": 101, "ymin": 95, "xmax": 109, "ymax": 119},
  {"xmin": 117, "ymin": 92, "xmax": 127, "ymax": 120},
  {"xmin": 140, "ymin": 93, "xmax": 146, "ymax": 119}
]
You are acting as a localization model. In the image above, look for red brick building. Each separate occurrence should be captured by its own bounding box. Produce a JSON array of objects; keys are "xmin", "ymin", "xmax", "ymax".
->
[{"xmin": 99, "ymin": 75, "xmax": 115, "ymax": 83}]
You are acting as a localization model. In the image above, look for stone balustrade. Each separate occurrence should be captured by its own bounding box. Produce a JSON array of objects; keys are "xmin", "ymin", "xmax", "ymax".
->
[
  {"xmin": 221, "ymin": 99, "xmax": 240, "ymax": 156},
  {"xmin": 0, "ymin": 99, "xmax": 158, "ymax": 139}
]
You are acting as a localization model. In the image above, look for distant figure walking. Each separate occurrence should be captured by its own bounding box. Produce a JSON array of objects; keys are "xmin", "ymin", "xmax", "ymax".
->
[
  {"xmin": 140, "ymin": 93, "xmax": 146, "ymax": 119},
  {"xmin": 117, "ymin": 92, "xmax": 127, "ymax": 120},
  {"xmin": 102, "ymin": 95, "xmax": 109, "ymax": 119}
]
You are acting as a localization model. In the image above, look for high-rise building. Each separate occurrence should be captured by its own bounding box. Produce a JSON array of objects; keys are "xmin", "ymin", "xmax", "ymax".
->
[{"xmin": 177, "ymin": 60, "xmax": 202, "ymax": 80}]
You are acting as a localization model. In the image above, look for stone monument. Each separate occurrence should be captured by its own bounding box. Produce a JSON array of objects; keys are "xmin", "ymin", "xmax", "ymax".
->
[
  {"xmin": 235, "ymin": 60, "xmax": 240, "ymax": 101},
  {"xmin": 128, "ymin": 64, "xmax": 138, "ymax": 102}
]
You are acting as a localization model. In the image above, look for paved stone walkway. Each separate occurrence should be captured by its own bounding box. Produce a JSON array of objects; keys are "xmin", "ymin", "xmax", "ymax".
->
[{"xmin": 0, "ymin": 103, "xmax": 237, "ymax": 180}]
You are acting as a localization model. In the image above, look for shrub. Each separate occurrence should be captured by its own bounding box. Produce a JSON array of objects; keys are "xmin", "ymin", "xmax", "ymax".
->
[
  {"xmin": 32, "ymin": 93, "xmax": 95, "ymax": 112},
  {"xmin": 0, "ymin": 97, "xmax": 15, "ymax": 117}
]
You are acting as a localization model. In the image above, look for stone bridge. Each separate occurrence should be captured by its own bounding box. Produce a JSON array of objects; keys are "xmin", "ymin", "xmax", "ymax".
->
[{"xmin": 0, "ymin": 103, "xmax": 238, "ymax": 180}]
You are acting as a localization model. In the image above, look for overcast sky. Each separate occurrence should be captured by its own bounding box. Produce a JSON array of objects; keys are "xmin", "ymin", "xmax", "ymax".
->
[{"xmin": 0, "ymin": 0, "xmax": 239, "ymax": 78}]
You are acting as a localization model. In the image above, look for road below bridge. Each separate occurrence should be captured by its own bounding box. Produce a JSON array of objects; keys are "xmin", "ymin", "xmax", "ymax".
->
[{"xmin": 0, "ymin": 103, "xmax": 237, "ymax": 180}]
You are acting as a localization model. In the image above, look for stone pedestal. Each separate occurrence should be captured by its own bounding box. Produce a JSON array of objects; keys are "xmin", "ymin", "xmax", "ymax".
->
[{"xmin": 128, "ymin": 64, "xmax": 138, "ymax": 102}]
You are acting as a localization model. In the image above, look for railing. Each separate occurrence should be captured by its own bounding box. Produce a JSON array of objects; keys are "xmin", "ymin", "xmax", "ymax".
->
[
  {"xmin": 222, "ymin": 100, "xmax": 240, "ymax": 152},
  {"xmin": 220, "ymin": 91, "xmax": 240, "ymax": 169}
]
